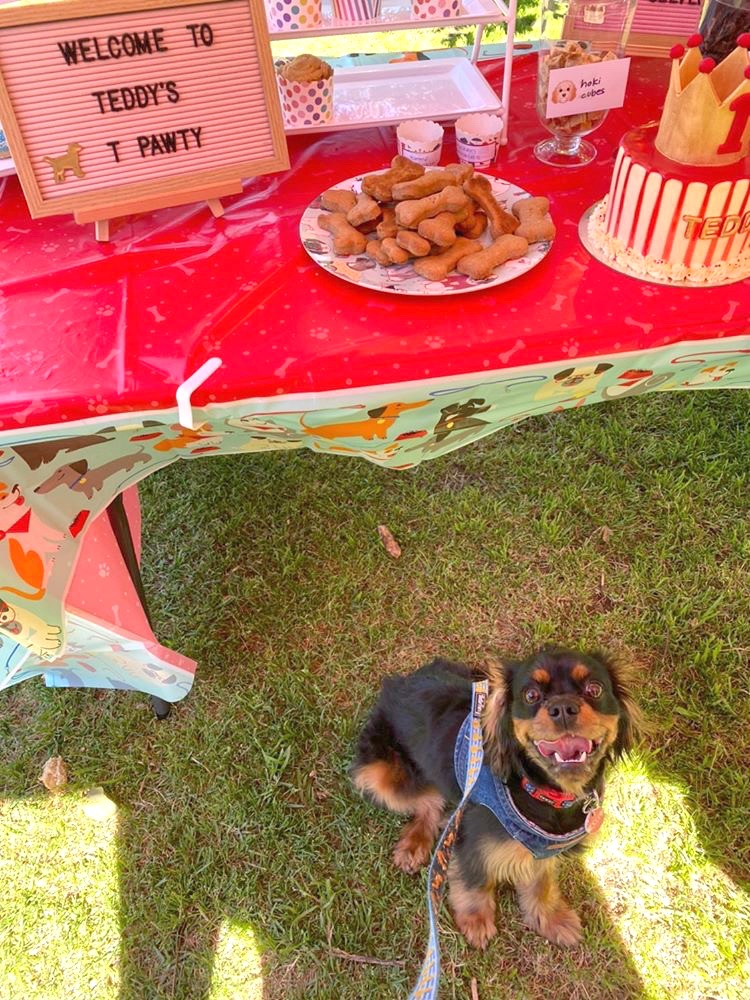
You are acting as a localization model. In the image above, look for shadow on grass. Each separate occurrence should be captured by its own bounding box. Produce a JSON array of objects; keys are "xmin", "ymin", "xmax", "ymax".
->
[{"xmin": 111, "ymin": 694, "xmax": 649, "ymax": 1000}]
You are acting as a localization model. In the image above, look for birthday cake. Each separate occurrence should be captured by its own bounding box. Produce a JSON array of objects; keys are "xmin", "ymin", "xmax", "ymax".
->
[{"xmin": 588, "ymin": 33, "xmax": 750, "ymax": 284}]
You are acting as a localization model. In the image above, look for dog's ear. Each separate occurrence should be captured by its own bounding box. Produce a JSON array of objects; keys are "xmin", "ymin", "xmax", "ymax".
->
[
  {"xmin": 554, "ymin": 368, "xmax": 574, "ymax": 381},
  {"xmin": 595, "ymin": 363, "xmax": 614, "ymax": 374},
  {"xmin": 591, "ymin": 650, "xmax": 644, "ymax": 757},
  {"xmin": 481, "ymin": 657, "xmax": 519, "ymax": 780},
  {"xmin": 367, "ymin": 406, "xmax": 386, "ymax": 418},
  {"xmin": 551, "ymin": 88, "xmax": 560, "ymax": 104},
  {"xmin": 69, "ymin": 460, "xmax": 89, "ymax": 475}
]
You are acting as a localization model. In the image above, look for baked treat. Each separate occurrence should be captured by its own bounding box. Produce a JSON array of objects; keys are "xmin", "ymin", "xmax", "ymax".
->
[
  {"xmin": 279, "ymin": 54, "xmax": 333, "ymax": 83},
  {"xmin": 587, "ymin": 34, "xmax": 750, "ymax": 284},
  {"xmin": 312, "ymin": 165, "xmax": 554, "ymax": 281}
]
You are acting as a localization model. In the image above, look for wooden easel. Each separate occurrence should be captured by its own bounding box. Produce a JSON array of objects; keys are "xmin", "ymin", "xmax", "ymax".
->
[{"xmin": 74, "ymin": 181, "xmax": 243, "ymax": 241}]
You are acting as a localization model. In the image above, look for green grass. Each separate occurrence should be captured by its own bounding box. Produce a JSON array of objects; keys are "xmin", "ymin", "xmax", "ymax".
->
[{"xmin": 2, "ymin": 390, "xmax": 750, "ymax": 999}]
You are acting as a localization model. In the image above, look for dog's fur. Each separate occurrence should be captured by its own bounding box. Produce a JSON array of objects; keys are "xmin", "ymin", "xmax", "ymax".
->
[{"xmin": 352, "ymin": 649, "xmax": 639, "ymax": 948}]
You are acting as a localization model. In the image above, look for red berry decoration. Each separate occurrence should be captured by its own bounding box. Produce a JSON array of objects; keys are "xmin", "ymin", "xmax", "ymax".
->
[
  {"xmin": 699, "ymin": 58, "xmax": 716, "ymax": 74},
  {"xmin": 737, "ymin": 33, "xmax": 750, "ymax": 48},
  {"xmin": 669, "ymin": 44, "xmax": 685, "ymax": 59},
  {"xmin": 687, "ymin": 33, "xmax": 703, "ymax": 48}
]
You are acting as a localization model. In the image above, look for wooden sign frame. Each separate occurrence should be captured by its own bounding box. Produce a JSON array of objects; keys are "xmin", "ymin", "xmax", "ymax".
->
[{"xmin": 0, "ymin": 0, "xmax": 289, "ymax": 234}]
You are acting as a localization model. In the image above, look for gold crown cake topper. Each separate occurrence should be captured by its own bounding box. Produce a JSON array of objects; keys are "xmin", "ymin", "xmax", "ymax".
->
[{"xmin": 655, "ymin": 32, "xmax": 750, "ymax": 167}]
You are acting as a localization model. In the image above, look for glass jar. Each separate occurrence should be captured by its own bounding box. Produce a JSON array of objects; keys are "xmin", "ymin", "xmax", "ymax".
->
[
  {"xmin": 535, "ymin": 0, "xmax": 638, "ymax": 167},
  {"xmin": 700, "ymin": 0, "xmax": 750, "ymax": 63}
]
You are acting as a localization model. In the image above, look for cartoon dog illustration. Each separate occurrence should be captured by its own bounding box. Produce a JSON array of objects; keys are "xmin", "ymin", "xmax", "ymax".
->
[
  {"xmin": 678, "ymin": 362, "xmax": 738, "ymax": 388},
  {"xmin": 602, "ymin": 369, "xmax": 671, "ymax": 400},
  {"xmin": 12, "ymin": 432, "xmax": 115, "ymax": 471},
  {"xmin": 34, "ymin": 451, "xmax": 150, "ymax": 500},
  {"xmin": 43, "ymin": 143, "xmax": 85, "ymax": 183},
  {"xmin": 433, "ymin": 399, "xmax": 492, "ymax": 443},
  {"xmin": 535, "ymin": 363, "xmax": 613, "ymax": 402},
  {"xmin": 551, "ymin": 80, "xmax": 577, "ymax": 104},
  {"xmin": 300, "ymin": 401, "xmax": 428, "ymax": 441},
  {"xmin": 1, "ymin": 481, "xmax": 64, "ymax": 600},
  {"xmin": 0, "ymin": 598, "xmax": 62, "ymax": 657}
]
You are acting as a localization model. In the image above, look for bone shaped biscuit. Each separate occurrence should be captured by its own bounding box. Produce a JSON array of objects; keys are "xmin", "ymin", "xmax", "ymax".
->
[
  {"xmin": 391, "ymin": 163, "xmax": 474, "ymax": 201},
  {"xmin": 319, "ymin": 212, "xmax": 368, "ymax": 256},
  {"xmin": 463, "ymin": 175, "xmax": 519, "ymax": 239},
  {"xmin": 511, "ymin": 197, "xmax": 556, "ymax": 243},
  {"xmin": 395, "ymin": 186, "xmax": 470, "ymax": 229},
  {"xmin": 457, "ymin": 234, "xmax": 529, "ymax": 279},
  {"xmin": 413, "ymin": 237, "xmax": 482, "ymax": 281},
  {"xmin": 361, "ymin": 156, "xmax": 425, "ymax": 202}
]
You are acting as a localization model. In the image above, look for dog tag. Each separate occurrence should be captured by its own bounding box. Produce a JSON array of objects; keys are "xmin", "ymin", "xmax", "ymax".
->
[{"xmin": 584, "ymin": 807, "xmax": 604, "ymax": 834}]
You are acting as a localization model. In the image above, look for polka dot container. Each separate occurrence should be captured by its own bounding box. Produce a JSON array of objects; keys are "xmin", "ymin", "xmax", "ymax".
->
[
  {"xmin": 278, "ymin": 76, "xmax": 334, "ymax": 128},
  {"xmin": 265, "ymin": 0, "xmax": 322, "ymax": 31},
  {"xmin": 411, "ymin": 0, "xmax": 460, "ymax": 18}
]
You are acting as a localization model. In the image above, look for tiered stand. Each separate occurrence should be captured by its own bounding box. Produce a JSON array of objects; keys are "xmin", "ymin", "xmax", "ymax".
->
[{"xmin": 270, "ymin": 0, "xmax": 517, "ymax": 140}]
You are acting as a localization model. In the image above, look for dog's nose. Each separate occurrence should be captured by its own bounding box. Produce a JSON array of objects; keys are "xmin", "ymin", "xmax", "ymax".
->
[{"xmin": 546, "ymin": 697, "xmax": 580, "ymax": 724}]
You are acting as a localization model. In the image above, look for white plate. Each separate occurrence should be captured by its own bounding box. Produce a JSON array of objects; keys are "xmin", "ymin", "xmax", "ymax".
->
[
  {"xmin": 301, "ymin": 171, "xmax": 553, "ymax": 296},
  {"xmin": 283, "ymin": 57, "xmax": 502, "ymax": 135},
  {"xmin": 0, "ymin": 154, "xmax": 15, "ymax": 178}
]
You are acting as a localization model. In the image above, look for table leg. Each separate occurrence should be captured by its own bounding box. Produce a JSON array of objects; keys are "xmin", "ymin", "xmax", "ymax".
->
[{"xmin": 105, "ymin": 492, "xmax": 172, "ymax": 720}]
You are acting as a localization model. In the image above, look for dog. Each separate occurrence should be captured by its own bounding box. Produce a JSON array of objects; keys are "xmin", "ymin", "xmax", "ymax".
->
[
  {"xmin": 300, "ymin": 400, "xmax": 428, "ymax": 441},
  {"xmin": 352, "ymin": 649, "xmax": 639, "ymax": 949},
  {"xmin": 551, "ymin": 80, "xmax": 577, "ymax": 104},
  {"xmin": 34, "ymin": 451, "xmax": 150, "ymax": 500},
  {"xmin": 43, "ymin": 143, "xmax": 85, "ymax": 183}
]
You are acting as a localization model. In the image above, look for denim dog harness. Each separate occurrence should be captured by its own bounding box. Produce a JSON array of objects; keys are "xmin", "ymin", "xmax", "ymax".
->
[{"xmin": 453, "ymin": 713, "xmax": 592, "ymax": 859}]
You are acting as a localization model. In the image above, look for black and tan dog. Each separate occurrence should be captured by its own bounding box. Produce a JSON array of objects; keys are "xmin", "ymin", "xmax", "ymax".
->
[{"xmin": 352, "ymin": 649, "xmax": 639, "ymax": 949}]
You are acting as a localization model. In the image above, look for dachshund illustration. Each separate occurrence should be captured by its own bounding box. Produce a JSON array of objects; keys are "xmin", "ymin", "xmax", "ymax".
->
[
  {"xmin": 34, "ymin": 451, "xmax": 150, "ymax": 500},
  {"xmin": 13, "ymin": 432, "xmax": 115, "ymax": 470},
  {"xmin": 551, "ymin": 80, "xmax": 577, "ymax": 105},
  {"xmin": 43, "ymin": 143, "xmax": 85, "ymax": 183},
  {"xmin": 300, "ymin": 401, "xmax": 428, "ymax": 441}
]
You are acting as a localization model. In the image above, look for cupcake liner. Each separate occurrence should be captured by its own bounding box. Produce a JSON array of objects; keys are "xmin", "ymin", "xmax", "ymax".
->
[
  {"xmin": 455, "ymin": 112, "xmax": 503, "ymax": 168},
  {"xmin": 396, "ymin": 119, "xmax": 444, "ymax": 166},
  {"xmin": 332, "ymin": 0, "xmax": 382, "ymax": 20},
  {"xmin": 278, "ymin": 76, "xmax": 334, "ymax": 128},
  {"xmin": 411, "ymin": 0, "xmax": 461, "ymax": 20},
  {"xmin": 265, "ymin": 0, "xmax": 322, "ymax": 31}
]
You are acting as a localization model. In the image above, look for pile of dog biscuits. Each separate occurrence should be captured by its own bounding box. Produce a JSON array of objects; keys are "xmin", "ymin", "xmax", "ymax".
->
[{"xmin": 317, "ymin": 156, "xmax": 555, "ymax": 282}]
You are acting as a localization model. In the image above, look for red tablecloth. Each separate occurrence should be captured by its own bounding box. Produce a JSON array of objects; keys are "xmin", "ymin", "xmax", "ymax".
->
[{"xmin": 2, "ymin": 54, "xmax": 747, "ymax": 435}]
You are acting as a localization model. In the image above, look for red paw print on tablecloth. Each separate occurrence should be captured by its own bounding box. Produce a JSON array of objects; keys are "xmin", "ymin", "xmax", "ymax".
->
[
  {"xmin": 562, "ymin": 340, "xmax": 580, "ymax": 358},
  {"xmin": 425, "ymin": 336, "xmax": 445, "ymax": 349}
]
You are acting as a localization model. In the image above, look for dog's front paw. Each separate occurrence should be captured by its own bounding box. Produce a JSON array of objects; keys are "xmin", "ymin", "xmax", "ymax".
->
[
  {"xmin": 454, "ymin": 908, "xmax": 498, "ymax": 950},
  {"xmin": 392, "ymin": 839, "xmax": 431, "ymax": 874},
  {"xmin": 535, "ymin": 905, "xmax": 583, "ymax": 948}
]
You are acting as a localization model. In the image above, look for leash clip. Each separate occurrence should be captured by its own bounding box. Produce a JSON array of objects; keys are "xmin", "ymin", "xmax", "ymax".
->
[{"xmin": 582, "ymin": 789, "xmax": 601, "ymax": 814}]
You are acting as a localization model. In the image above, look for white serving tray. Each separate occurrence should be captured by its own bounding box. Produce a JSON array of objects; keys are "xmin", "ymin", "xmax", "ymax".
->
[
  {"xmin": 283, "ymin": 57, "xmax": 501, "ymax": 135},
  {"xmin": 268, "ymin": 0, "xmax": 508, "ymax": 40}
]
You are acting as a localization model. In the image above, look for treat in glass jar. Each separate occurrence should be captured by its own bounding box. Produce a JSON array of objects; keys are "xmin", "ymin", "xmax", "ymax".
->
[
  {"xmin": 699, "ymin": 0, "xmax": 750, "ymax": 63},
  {"xmin": 535, "ymin": 0, "xmax": 637, "ymax": 167}
]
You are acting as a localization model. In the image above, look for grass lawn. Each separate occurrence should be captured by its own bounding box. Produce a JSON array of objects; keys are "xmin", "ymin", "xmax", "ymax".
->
[{"xmin": 1, "ymin": 389, "xmax": 749, "ymax": 1000}]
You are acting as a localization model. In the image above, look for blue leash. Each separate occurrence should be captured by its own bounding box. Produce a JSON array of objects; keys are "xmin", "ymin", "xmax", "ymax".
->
[{"xmin": 408, "ymin": 679, "xmax": 488, "ymax": 1000}]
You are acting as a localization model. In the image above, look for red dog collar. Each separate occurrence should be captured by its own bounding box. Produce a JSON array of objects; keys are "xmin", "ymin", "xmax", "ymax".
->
[{"xmin": 521, "ymin": 775, "xmax": 578, "ymax": 809}]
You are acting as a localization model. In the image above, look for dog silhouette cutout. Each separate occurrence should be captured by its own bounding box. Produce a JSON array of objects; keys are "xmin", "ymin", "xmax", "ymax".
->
[{"xmin": 43, "ymin": 143, "xmax": 85, "ymax": 183}]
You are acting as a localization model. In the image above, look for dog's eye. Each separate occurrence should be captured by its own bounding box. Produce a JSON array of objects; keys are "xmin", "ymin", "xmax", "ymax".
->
[
  {"xmin": 523, "ymin": 688, "xmax": 541, "ymax": 705},
  {"xmin": 585, "ymin": 681, "xmax": 603, "ymax": 699}
]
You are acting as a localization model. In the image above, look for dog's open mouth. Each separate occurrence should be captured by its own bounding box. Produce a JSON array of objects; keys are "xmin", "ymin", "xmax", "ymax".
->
[{"xmin": 534, "ymin": 736, "xmax": 600, "ymax": 766}]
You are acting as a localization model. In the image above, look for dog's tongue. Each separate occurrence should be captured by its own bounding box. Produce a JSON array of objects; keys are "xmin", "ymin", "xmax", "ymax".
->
[{"xmin": 537, "ymin": 736, "xmax": 592, "ymax": 761}]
